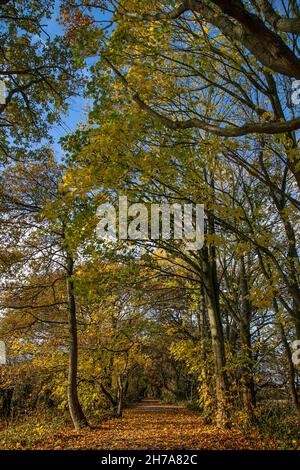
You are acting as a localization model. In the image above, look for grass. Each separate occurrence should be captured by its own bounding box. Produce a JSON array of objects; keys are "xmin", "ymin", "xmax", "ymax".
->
[
  {"xmin": 0, "ymin": 409, "xmax": 68, "ymax": 449},
  {"xmin": 254, "ymin": 402, "xmax": 300, "ymax": 449}
]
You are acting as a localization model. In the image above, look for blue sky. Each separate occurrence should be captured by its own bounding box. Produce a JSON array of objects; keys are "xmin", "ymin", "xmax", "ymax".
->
[{"xmin": 44, "ymin": 2, "xmax": 92, "ymax": 159}]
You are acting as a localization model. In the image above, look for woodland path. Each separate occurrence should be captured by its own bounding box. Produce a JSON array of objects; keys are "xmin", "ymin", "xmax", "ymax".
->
[
  {"xmin": 127, "ymin": 398, "xmax": 186, "ymax": 411},
  {"xmin": 30, "ymin": 399, "xmax": 277, "ymax": 450}
]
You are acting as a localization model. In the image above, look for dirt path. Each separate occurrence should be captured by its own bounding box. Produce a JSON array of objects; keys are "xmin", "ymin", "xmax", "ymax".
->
[
  {"xmin": 127, "ymin": 398, "xmax": 186, "ymax": 411},
  {"xmin": 31, "ymin": 399, "xmax": 277, "ymax": 450}
]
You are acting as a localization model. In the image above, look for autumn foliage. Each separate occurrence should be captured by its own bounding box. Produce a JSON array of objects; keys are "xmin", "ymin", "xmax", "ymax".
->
[{"xmin": 0, "ymin": 0, "xmax": 300, "ymax": 451}]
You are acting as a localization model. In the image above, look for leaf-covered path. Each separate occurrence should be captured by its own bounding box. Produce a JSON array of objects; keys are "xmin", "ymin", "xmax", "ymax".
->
[{"xmin": 32, "ymin": 400, "xmax": 278, "ymax": 450}]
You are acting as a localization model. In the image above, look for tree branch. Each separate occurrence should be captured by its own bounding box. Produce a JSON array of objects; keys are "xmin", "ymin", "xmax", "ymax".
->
[
  {"xmin": 103, "ymin": 56, "xmax": 300, "ymax": 137},
  {"xmin": 258, "ymin": 0, "xmax": 300, "ymax": 33}
]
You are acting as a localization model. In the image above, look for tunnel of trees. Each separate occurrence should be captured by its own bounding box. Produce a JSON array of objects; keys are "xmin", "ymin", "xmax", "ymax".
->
[{"xmin": 0, "ymin": 0, "xmax": 299, "ymax": 445}]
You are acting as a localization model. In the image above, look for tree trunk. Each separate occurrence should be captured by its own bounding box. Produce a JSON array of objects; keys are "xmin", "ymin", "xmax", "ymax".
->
[
  {"xmin": 1, "ymin": 388, "xmax": 13, "ymax": 418},
  {"xmin": 202, "ymin": 248, "xmax": 229, "ymax": 426},
  {"xmin": 116, "ymin": 374, "xmax": 124, "ymax": 417},
  {"xmin": 205, "ymin": 292, "xmax": 229, "ymax": 426},
  {"xmin": 66, "ymin": 253, "xmax": 88, "ymax": 430},
  {"xmin": 100, "ymin": 383, "xmax": 117, "ymax": 410},
  {"xmin": 239, "ymin": 322, "xmax": 256, "ymax": 419},
  {"xmin": 278, "ymin": 321, "xmax": 300, "ymax": 419},
  {"xmin": 239, "ymin": 257, "xmax": 256, "ymax": 422},
  {"xmin": 201, "ymin": 200, "xmax": 229, "ymax": 426}
]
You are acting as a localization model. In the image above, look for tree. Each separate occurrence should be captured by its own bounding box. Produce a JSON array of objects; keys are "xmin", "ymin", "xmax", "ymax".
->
[
  {"xmin": 0, "ymin": 0, "xmax": 81, "ymax": 162},
  {"xmin": 0, "ymin": 156, "xmax": 90, "ymax": 429}
]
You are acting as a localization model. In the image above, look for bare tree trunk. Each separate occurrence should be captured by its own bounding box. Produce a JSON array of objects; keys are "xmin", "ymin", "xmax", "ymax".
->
[{"xmin": 66, "ymin": 253, "xmax": 88, "ymax": 430}]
